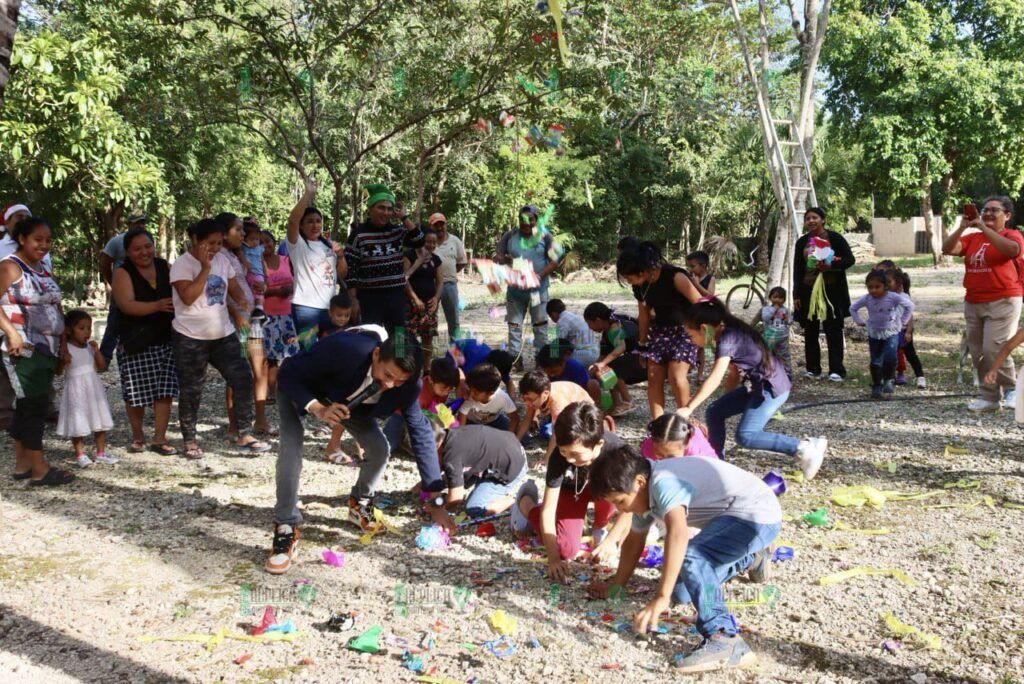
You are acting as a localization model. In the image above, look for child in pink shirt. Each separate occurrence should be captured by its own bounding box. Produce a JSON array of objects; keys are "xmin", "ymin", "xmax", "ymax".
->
[{"xmin": 641, "ymin": 412, "xmax": 718, "ymax": 459}]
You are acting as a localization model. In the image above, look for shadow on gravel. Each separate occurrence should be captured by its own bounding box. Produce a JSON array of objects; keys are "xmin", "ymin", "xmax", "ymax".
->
[{"xmin": 0, "ymin": 603, "xmax": 191, "ymax": 683}]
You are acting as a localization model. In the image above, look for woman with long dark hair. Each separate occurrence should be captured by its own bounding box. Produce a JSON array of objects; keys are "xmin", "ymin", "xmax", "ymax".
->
[
  {"xmin": 616, "ymin": 242, "xmax": 701, "ymax": 420},
  {"xmin": 286, "ymin": 180, "xmax": 346, "ymax": 334},
  {"xmin": 0, "ymin": 217, "xmax": 73, "ymax": 485},
  {"xmin": 677, "ymin": 298, "xmax": 827, "ymax": 478}
]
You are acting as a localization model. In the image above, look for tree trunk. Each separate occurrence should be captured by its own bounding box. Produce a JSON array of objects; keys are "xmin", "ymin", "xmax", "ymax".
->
[
  {"xmin": 920, "ymin": 159, "xmax": 938, "ymax": 264},
  {"xmin": 0, "ymin": 0, "xmax": 21, "ymax": 111}
]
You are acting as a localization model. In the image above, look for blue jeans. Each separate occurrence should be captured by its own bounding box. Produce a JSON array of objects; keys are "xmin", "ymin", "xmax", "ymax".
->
[
  {"xmin": 440, "ymin": 281, "xmax": 460, "ymax": 342},
  {"xmin": 291, "ymin": 304, "xmax": 329, "ymax": 335},
  {"xmin": 467, "ymin": 413, "xmax": 511, "ymax": 431},
  {"xmin": 868, "ymin": 334, "xmax": 900, "ymax": 383},
  {"xmin": 506, "ymin": 287, "xmax": 549, "ymax": 356},
  {"xmin": 465, "ymin": 464, "xmax": 527, "ymax": 518},
  {"xmin": 705, "ymin": 386, "xmax": 799, "ymax": 458},
  {"xmin": 99, "ymin": 301, "xmax": 120, "ymax": 362},
  {"xmin": 670, "ymin": 516, "xmax": 781, "ymax": 638}
]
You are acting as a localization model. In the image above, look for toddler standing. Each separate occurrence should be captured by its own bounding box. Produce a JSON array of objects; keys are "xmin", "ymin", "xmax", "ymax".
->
[
  {"xmin": 57, "ymin": 310, "xmax": 116, "ymax": 466},
  {"xmin": 850, "ymin": 270, "xmax": 914, "ymax": 399},
  {"xmin": 241, "ymin": 219, "xmax": 266, "ymax": 321},
  {"xmin": 886, "ymin": 268, "xmax": 926, "ymax": 388},
  {"xmin": 760, "ymin": 286, "xmax": 792, "ymax": 377}
]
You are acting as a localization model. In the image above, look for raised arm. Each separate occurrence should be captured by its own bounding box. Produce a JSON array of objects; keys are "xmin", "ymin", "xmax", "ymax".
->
[{"xmin": 286, "ymin": 179, "xmax": 317, "ymax": 245}]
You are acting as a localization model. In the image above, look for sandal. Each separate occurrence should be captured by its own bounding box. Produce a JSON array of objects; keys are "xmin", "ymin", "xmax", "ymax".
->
[
  {"xmin": 12, "ymin": 470, "xmax": 31, "ymax": 481},
  {"xmin": 128, "ymin": 441, "xmax": 147, "ymax": 453},
  {"xmin": 29, "ymin": 467, "xmax": 75, "ymax": 486},
  {"xmin": 183, "ymin": 446, "xmax": 204, "ymax": 460},
  {"xmin": 237, "ymin": 439, "xmax": 272, "ymax": 455},
  {"xmin": 150, "ymin": 443, "xmax": 179, "ymax": 456},
  {"xmin": 325, "ymin": 450, "xmax": 356, "ymax": 466}
]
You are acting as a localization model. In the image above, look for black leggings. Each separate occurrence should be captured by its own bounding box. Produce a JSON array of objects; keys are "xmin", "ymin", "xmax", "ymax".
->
[
  {"xmin": 10, "ymin": 393, "xmax": 48, "ymax": 451},
  {"xmin": 901, "ymin": 340, "xmax": 924, "ymax": 377}
]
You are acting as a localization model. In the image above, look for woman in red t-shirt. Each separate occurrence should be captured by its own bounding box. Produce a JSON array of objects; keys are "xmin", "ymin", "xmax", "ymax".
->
[{"xmin": 942, "ymin": 195, "xmax": 1023, "ymax": 411}]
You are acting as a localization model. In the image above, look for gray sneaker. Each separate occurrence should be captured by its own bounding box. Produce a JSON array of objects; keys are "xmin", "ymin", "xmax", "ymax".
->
[
  {"xmin": 882, "ymin": 380, "xmax": 895, "ymax": 394},
  {"xmin": 673, "ymin": 634, "xmax": 757, "ymax": 673},
  {"xmin": 747, "ymin": 548, "xmax": 770, "ymax": 583}
]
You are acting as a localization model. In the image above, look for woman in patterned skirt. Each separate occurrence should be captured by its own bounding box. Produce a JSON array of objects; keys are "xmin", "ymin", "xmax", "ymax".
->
[
  {"xmin": 112, "ymin": 228, "xmax": 179, "ymax": 454},
  {"xmin": 616, "ymin": 241, "xmax": 702, "ymax": 420}
]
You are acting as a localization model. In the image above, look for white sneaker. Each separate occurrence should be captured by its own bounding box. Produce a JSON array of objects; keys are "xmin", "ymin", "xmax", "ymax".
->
[
  {"xmin": 916, "ymin": 376, "xmax": 927, "ymax": 389},
  {"xmin": 827, "ymin": 373, "xmax": 843, "ymax": 383},
  {"xmin": 804, "ymin": 371, "xmax": 821, "ymax": 379},
  {"xmin": 1001, "ymin": 390, "xmax": 1017, "ymax": 409},
  {"xmin": 797, "ymin": 437, "xmax": 827, "ymax": 480},
  {"xmin": 94, "ymin": 451, "xmax": 119, "ymax": 465},
  {"xmin": 75, "ymin": 453, "xmax": 94, "ymax": 468},
  {"xmin": 967, "ymin": 398, "xmax": 999, "ymax": 412}
]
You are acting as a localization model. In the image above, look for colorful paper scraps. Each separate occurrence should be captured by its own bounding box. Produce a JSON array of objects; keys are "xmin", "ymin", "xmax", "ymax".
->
[
  {"xmin": 474, "ymin": 258, "xmax": 540, "ymax": 292},
  {"xmin": 475, "ymin": 117, "xmax": 493, "ymax": 134},
  {"xmin": 233, "ymin": 653, "xmax": 252, "ymax": 665},
  {"xmin": 347, "ymin": 625, "xmax": 383, "ymax": 653},
  {"xmin": 358, "ymin": 508, "xmax": 400, "ymax": 546},
  {"xmin": 762, "ymin": 471, "xmax": 787, "ymax": 496},
  {"xmin": 251, "ymin": 606, "xmax": 276, "ymax": 635},
  {"xmin": 640, "ymin": 545, "xmax": 663, "ymax": 568},
  {"xmin": 476, "ymin": 521, "xmax": 498, "ymax": 537},
  {"xmin": 786, "ymin": 470, "xmax": 805, "ymax": 484},
  {"xmin": 500, "ymin": 110, "xmax": 515, "ymax": 127},
  {"xmin": 484, "ymin": 635, "xmax": 517, "ymax": 657},
  {"xmin": 873, "ymin": 460, "xmax": 898, "ymax": 473},
  {"xmin": 488, "ymin": 609, "xmax": 518, "ymax": 636},
  {"xmin": 802, "ymin": 508, "xmax": 829, "ymax": 527},
  {"xmin": 139, "ymin": 627, "xmax": 301, "ymax": 651},
  {"xmin": 943, "ymin": 478, "xmax": 980, "ymax": 490},
  {"xmin": 415, "ymin": 524, "xmax": 452, "ymax": 552},
  {"xmin": 238, "ymin": 67, "xmax": 251, "ymax": 100},
  {"xmin": 321, "ymin": 547, "xmax": 345, "ymax": 567},
  {"xmin": 517, "ymin": 75, "xmax": 541, "ymax": 95},
  {"xmin": 818, "ymin": 567, "xmax": 916, "ymax": 587},
  {"xmin": 881, "ymin": 612, "xmax": 942, "ymax": 650},
  {"xmin": 402, "ymin": 651, "xmax": 427, "ymax": 673},
  {"xmin": 392, "ymin": 67, "xmax": 407, "ymax": 99},
  {"xmin": 608, "ymin": 68, "xmax": 625, "ymax": 93},
  {"xmin": 545, "ymin": 123, "xmax": 565, "ymax": 148},
  {"xmin": 771, "ymin": 546, "xmax": 794, "ymax": 563}
]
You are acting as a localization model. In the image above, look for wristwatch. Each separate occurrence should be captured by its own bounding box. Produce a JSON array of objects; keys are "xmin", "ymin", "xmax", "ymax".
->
[{"xmin": 433, "ymin": 495, "xmax": 445, "ymax": 508}]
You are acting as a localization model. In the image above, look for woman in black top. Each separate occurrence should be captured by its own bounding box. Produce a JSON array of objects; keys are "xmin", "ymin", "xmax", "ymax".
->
[
  {"xmin": 617, "ymin": 241, "xmax": 702, "ymax": 419},
  {"xmin": 111, "ymin": 228, "xmax": 179, "ymax": 454},
  {"xmin": 792, "ymin": 207, "xmax": 855, "ymax": 380},
  {"xmin": 403, "ymin": 229, "xmax": 443, "ymax": 368}
]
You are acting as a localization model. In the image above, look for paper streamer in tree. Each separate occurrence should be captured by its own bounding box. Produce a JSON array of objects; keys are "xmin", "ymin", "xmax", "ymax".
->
[
  {"xmin": 452, "ymin": 67, "xmax": 472, "ymax": 93},
  {"xmin": 608, "ymin": 68, "xmax": 625, "ymax": 94},
  {"xmin": 238, "ymin": 67, "xmax": 251, "ymax": 100},
  {"xmin": 544, "ymin": 68, "xmax": 560, "ymax": 103},
  {"xmin": 542, "ymin": 0, "xmax": 570, "ymax": 63},
  {"xmin": 393, "ymin": 67, "xmax": 407, "ymax": 99},
  {"xmin": 518, "ymin": 75, "xmax": 541, "ymax": 94}
]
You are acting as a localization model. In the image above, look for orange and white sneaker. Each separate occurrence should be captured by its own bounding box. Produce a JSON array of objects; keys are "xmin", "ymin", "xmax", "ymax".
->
[
  {"xmin": 346, "ymin": 497, "xmax": 373, "ymax": 531},
  {"xmin": 266, "ymin": 524, "xmax": 299, "ymax": 575}
]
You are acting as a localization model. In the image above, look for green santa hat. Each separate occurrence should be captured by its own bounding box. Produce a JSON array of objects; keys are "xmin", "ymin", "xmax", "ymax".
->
[{"xmin": 364, "ymin": 183, "xmax": 395, "ymax": 208}]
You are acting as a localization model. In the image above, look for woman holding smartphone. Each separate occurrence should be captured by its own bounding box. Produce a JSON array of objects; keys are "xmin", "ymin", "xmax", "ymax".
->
[{"xmin": 942, "ymin": 196, "xmax": 1024, "ymax": 412}]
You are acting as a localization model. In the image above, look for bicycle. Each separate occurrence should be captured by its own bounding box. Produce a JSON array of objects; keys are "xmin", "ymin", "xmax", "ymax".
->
[{"xmin": 726, "ymin": 246, "xmax": 766, "ymax": 320}]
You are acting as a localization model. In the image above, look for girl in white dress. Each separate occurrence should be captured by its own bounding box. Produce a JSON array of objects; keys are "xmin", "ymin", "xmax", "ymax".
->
[{"xmin": 57, "ymin": 310, "xmax": 116, "ymax": 466}]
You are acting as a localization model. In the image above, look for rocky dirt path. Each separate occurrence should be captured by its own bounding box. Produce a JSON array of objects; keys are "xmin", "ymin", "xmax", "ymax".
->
[{"xmin": 1, "ymin": 265, "xmax": 1022, "ymax": 683}]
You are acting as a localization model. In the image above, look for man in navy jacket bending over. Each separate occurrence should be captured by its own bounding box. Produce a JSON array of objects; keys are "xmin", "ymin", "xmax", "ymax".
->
[{"xmin": 267, "ymin": 326, "xmax": 445, "ymax": 574}]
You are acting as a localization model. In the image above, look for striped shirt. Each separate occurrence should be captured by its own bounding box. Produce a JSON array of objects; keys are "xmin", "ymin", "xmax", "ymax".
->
[{"xmin": 345, "ymin": 222, "xmax": 424, "ymax": 290}]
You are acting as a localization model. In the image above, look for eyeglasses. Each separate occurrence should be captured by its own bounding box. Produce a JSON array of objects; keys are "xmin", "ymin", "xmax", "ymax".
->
[{"xmin": 981, "ymin": 207, "xmax": 1006, "ymax": 215}]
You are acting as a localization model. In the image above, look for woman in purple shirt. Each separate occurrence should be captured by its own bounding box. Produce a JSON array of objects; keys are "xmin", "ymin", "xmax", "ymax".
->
[{"xmin": 675, "ymin": 299, "xmax": 827, "ymax": 479}]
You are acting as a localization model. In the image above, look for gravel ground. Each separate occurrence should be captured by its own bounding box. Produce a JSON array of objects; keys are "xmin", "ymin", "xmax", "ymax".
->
[{"xmin": 1, "ymin": 264, "xmax": 1022, "ymax": 684}]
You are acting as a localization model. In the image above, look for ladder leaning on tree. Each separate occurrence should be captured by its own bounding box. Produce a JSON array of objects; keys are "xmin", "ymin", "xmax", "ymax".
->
[{"xmin": 723, "ymin": 0, "xmax": 831, "ymax": 300}]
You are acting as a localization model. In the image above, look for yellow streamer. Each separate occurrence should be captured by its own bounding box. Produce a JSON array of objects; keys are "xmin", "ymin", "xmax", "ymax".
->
[
  {"xmin": 833, "ymin": 520, "xmax": 891, "ymax": 535},
  {"xmin": 139, "ymin": 628, "xmax": 302, "ymax": 651},
  {"xmin": 358, "ymin": 508, "xmax": 400, "ymax": 545},
  {"xmin": 830, "ymin": 485, "xmax": 944, "ymax": 508},
  {"xmin": 725, "ymin": 586, "xmax": 779, "ymax": 610},
  {"xmin": 807, "ymin": 272, "xmax": 834, "ymax": 322},
  {"xmin": 547, "ymin": 0, "xmax": 570, "ymax": 63},
  {"xmin": 818, "ymin": 567, "xmax": 916, "ymax": 587},
  {"xmin": 943, "ymin": 445, "xmax": 970, "ymax": 458},
  {"xmin": 784, "ymin": 470, "xmax": 805, "ymax": 485},
  {"xmin": 881, "ymin": 612, "xmax": 942, "ymax": 650}
]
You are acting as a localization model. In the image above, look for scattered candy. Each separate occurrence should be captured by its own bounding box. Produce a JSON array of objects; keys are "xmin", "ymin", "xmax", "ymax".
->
[
  {"xmin": 762, "ymin": 471, "xmax": 787, "ymax": 496},
  {"xmin": 347, "ymin": 625, "xmax": 383, "ymax": 654},
  {"xmin": 802, "ymin": 508, "xmax": 830, "ymax": 527},
  {"xmin": 771, "ymin": 546, "xmax": 794, "ymax": 563},
  {"xmin": 484, "ymin": 636, "xmax": 516, "ymax": 658},
  {"xmin": 640, "ymin": 545, "xmax": 663, "ymax": 568},
  {"xmin": 488, "ymin": 609, "xmax": 518, "ymax": 636},
  {"xmin": 233, "ymin": 653, "xmax": 252, "ymax": 665}
]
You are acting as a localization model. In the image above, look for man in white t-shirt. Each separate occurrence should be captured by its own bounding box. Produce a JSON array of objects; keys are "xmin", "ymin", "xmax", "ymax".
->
[{"xmin": 429, "ymin": 213, "xmax": 467, "ymax": 342}]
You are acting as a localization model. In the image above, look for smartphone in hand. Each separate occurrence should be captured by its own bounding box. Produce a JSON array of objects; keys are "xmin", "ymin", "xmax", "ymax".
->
[{"xmin": 964, "ymin": 203, "xmax": 978, "ymax": 221}]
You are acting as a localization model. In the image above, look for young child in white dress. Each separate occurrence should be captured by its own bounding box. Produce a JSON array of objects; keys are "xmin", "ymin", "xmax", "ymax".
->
[{"xmin": 58, "ymin": 310, "xmax": 116, "ymax": 466}]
